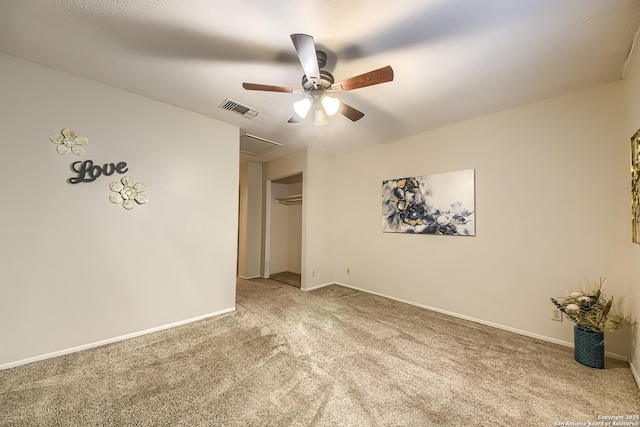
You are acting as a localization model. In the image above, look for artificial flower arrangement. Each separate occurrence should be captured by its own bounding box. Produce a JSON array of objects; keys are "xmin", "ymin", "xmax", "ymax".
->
[{"xmin": 550, "ymin": 278, "xmax": 633, "ymax": 332}]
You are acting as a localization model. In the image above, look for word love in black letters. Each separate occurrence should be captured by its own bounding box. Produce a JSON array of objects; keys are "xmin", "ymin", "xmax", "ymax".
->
[{"xmin": 68, "ymin": 160, "xmax": 128, "ymax": 184}]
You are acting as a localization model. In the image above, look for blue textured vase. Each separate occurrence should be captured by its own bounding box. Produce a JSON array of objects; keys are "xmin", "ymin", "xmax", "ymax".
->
[{"xmin": 574, "ymin": 325, "xmax": 604, "ymax": 369}]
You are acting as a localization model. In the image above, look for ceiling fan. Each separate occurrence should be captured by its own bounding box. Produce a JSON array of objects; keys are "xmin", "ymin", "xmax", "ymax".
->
[{"xmin": 242, "ymin": 34, "xmax": 394, "ymax": 125}]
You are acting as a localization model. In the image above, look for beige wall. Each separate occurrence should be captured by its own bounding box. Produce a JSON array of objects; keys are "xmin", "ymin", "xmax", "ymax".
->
[
  {"xmin": 0, "ymin": 54, "xmax": 239, "ymax": 368},
  {"xmin": 623, "ymin": 35, "xmax": 640, "ymax": 384},
  {"xmin": 303, "ymin": 148, "xmax": 335, "ymax": 290},
  {"xmin": 332, "ymin": 80, "xmax": 631, "ymax": 358},
  {"xmin": 238, "ymin": 161, "xmax": 263, "ymax": 279}
]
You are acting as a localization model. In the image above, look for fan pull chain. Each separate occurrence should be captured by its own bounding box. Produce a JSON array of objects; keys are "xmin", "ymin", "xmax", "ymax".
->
[{"xmin": 315, "ymin": 125, "xmax": 327, "ymax": 144}]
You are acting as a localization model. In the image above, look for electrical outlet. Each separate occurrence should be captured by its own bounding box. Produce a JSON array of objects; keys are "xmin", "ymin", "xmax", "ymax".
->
[
  {"xmin": 550, "ymin": 307, "xmax": 563, "ymax": 322},
  {"xmin": 346, "ymin": 267, "xmax": 351, "ymax": 275}
]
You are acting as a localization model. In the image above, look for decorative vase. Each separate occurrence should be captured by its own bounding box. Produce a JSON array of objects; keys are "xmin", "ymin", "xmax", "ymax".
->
[{"xmin": 574, "ymin": 325, "xmax": 605, "ymax": 369}]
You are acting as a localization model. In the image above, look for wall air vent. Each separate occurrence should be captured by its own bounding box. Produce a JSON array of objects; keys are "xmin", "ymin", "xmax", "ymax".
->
[
  {"xmin": 240, "ymin": 134, "xmax": 282, "ymax": 156},
  {"xmin": 218, "ymin": 98, "xmax": 259, "ymax": 119}
]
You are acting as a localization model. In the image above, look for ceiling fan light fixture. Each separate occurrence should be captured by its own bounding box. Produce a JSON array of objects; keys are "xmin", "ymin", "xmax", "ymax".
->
[
  {"xmin": 243, "ymin": 33, "xmax": 394, "ymax": 127},
  {"xmin": 293, "ymin": 97, "xmax": 312, "ymax": 118},
  {"xmin": 321, "ymin": 95, "xmax": 341, "ymax": 116},
  {"xmin": 314, "ymin": 107, "xmax": 328, "ymax": 126}
]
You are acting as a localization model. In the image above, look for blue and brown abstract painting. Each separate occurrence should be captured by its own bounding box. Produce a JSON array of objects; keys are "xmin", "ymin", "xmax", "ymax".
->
[{"xmin": 382, "ymin": 169, "xmax": 475, "ymax": 236}]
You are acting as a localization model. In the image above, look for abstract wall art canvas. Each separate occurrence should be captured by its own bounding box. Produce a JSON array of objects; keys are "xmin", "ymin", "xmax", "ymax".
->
[
  {"xmin": 382, "ymin": 169, "xmax": 475, "ymax": 236},
  {"xmin": 631, "ymin": 130, "xmax": 640, "ymax": 244}
]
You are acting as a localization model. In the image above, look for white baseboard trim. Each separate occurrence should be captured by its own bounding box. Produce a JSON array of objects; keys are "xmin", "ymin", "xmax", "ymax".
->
[
  {"xmin": 630, "ymin": 360, "xmax": 640, "ymax": 391},
  {"xmin": 332, "ymin": 282, "xmax": 630, "ymax": 362},
  {"xmin": 302, "ymin": 282, "xmax": 335, "ymax": 292},
  {"xmin": 238, "ymin": 274, "xmax": 261, "ymax": 280},
  {"xmin": 0, "ymin": 306, "xmax": 236, "ymax": 371}
]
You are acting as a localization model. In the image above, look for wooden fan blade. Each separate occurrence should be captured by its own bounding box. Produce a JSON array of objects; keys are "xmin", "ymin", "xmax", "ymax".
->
[
  {"xmin": 242, "ymin": 82, "xmax": 303, "ymax": 93},
  {"xmin": 327, "ymin": 65, "xmax": 394, "ymax": 93},
  {"xmin": 290, "ymin": 34, "xmax": 321, "ymax": 89},
  {"xmin": 339, "ymin": 102, "xmax": 365, "ymax": 122}
]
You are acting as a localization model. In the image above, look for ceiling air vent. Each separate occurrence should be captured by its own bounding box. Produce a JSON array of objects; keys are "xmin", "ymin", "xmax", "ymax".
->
[
  {"xmin": 219, "ymin": 98, "xmax": 259, "ymax": 119},
  {"xmin": 240, "ymin": 134, "xmax": 282, "ymax": 156}
]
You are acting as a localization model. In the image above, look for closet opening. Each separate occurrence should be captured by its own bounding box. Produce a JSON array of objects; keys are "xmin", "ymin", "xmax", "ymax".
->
[{"xmin": 265, "ymin": 173, "xmax": 302, "ymax": 288}]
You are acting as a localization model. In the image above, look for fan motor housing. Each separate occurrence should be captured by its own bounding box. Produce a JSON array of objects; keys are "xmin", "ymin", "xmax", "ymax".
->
[
  {"xmin": 302, "ymin": 70, "xmax": 334, "ymax": 91},
  {"xmin": 301, "ymin": 50, "xmax": 333, "ymax": 91}
]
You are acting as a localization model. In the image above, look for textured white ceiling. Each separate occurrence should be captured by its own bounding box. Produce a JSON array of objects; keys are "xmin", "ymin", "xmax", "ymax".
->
[{"xmin": 1, "ymin": 0, "xmax": 639, "ymax": 162}]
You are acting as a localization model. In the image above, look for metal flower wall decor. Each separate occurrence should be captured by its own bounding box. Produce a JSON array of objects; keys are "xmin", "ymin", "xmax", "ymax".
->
[
  {"xmin": 109, "ymin": 176, "xmax": 149, "ymax": 210},
  {"xmin": 48, "ymin": 128, "xmax": 149, "ymax": 212},
  {"xmin": 49, "ymin": 128, "xmax": 88, "ymax": 155}
]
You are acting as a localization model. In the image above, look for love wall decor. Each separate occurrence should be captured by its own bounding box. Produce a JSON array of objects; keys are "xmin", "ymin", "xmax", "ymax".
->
[
  {"xmin": 69, "ymin": 160, "xmax": 128, "ymax": 184},
  {"xmin": 49, "ymin": 127, "xmax": 149, "ymax": 210}
]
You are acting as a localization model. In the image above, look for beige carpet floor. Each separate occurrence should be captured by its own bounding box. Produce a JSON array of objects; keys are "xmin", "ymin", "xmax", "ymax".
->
[{"xmin": 1, "ymin": 277, "xmax": 639, "ymax": 426}]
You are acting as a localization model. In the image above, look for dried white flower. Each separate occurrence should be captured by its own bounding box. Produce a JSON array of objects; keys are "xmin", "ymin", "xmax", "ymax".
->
[{"xmin": 565, "ymin": 303, "xmax": 580, "ymax": 313}]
